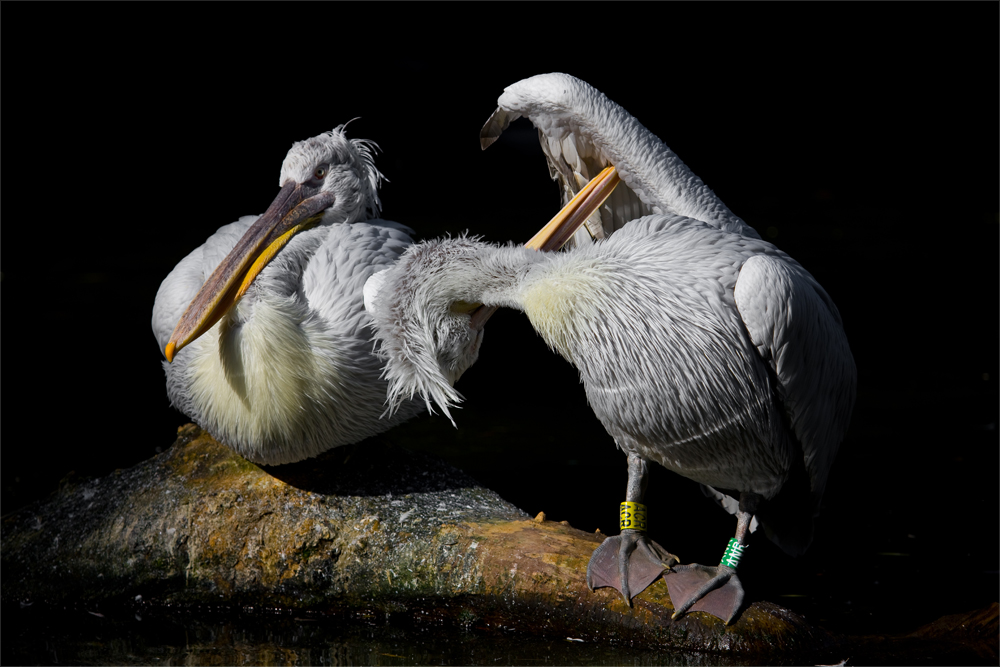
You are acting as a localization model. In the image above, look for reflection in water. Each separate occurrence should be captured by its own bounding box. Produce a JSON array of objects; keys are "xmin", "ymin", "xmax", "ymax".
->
[{"xmin": 5, "ymin": 604, "xmax": 740, "ymax": 666}]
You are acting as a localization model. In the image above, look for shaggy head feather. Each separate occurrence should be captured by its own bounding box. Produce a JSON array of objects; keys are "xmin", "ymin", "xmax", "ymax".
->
[
  {"xmin": 279, "ymin": 123, "xmax": 385, "ymax": 224},
  {"xmin": 367, "ymin": 235, "xmax": 499, "ymax": 423}
]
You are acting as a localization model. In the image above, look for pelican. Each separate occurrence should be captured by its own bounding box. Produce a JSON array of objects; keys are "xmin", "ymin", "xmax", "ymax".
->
[
  {"xmin": 151, "ymin": 125, "xmax": 424, "ymax": 465},
  {"xmin": 365, "ymin": 73, "xmax": 856, "ymax": 624}
]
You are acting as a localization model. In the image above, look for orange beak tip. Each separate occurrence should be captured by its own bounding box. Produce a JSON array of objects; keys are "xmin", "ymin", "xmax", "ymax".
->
[{"xmin": 165, "ymin": 341, "xmax": 176, "ymax": 363}]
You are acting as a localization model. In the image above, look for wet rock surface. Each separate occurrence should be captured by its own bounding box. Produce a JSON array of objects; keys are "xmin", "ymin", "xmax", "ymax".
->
[
  {"xmin": 2, "ymin": 425, "xmax": 996, "ymax": 664},
  {"xmin": 1, "ymin": 424, "xmax": 526, "ymax": 609}
]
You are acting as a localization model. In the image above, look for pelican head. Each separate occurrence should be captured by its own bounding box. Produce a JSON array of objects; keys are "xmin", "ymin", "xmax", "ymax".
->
[
  {"xmin": 164, "ymin": 125, "xmax": 384, "ymax": 362},
  {"xmin": 366, "ymin": 235, "xmax": 502, "ymax": 422},
  {"xmin": 277, "ymin": 126, "xmax": 384, "ymax": 225}
]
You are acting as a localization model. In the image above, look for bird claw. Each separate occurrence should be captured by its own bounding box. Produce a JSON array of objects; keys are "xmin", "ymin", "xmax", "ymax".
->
[
  {"xmin": 665, "ymin": 563, "xmax": 744, "ymax": 624},
  {"xmin": 586, "ymin": 531, "xmax": 678, "ymax": 604}
]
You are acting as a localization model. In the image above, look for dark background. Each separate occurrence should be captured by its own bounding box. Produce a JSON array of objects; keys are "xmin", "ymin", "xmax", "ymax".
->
[{"xmin": 3, "ymin": 4, "xmax": 996, "ymax": 640}]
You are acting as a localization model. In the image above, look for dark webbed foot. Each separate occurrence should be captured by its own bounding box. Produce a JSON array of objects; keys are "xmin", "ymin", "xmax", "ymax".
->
[
  {"xmin": 665, "ymin": 563, "xmax": 744, "ymax": 624},
  {"xmin": 586, "ymin": 529, "xmax": 678, "ymax": 604}
]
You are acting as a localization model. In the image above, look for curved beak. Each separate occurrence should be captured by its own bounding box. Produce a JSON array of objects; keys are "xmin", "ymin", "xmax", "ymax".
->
[
  {"xmin": 164, "ymin": 182, "xmax": 336, "ymax": 362},
  {"xmin": 469, "ymin": 166, "xmax": 620, "ymax": 330}
]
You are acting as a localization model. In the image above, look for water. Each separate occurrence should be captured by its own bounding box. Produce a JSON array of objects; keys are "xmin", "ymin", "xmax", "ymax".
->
[{"xmin": 5, "ymin": 604, "xmax": 743, "ymax": 666}]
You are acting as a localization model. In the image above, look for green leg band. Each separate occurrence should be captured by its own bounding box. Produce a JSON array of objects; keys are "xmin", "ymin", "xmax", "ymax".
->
[{"xmin": 719, "ymin": 537, "xmax": 746, "ymax": 569}]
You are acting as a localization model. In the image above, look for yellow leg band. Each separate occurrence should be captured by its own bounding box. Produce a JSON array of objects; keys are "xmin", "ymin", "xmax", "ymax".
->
[{"xmin": 620, "ymin": 501, "xmax": 647, "ymax": 532}]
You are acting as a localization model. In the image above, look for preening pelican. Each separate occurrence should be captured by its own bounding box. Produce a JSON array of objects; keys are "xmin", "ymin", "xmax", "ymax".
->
[
  {"xmin": 366, "ymin": 74, "xmax": 856, "ymax": 624},
  {"xmin": 152, "ymin": 126, "xmax": 424, "ymax": 465}
]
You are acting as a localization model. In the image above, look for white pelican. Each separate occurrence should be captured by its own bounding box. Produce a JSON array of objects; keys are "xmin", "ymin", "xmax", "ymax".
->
[
  {"xmin": 366, "ymin": 74, "xmax": 857, "ymax": 624},
  {"xmin": 152, "ymin": 126, "xmax": 424, "ymax": 465}
]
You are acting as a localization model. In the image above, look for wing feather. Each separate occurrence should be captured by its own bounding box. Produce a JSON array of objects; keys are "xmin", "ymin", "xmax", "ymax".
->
[
  {"xmin": 481, "ymin": 73, "xmax": 754, "ymax": 243},
  {"xmin": 734, "ymin": 254, "xmax": 856, "ymax": 502}
]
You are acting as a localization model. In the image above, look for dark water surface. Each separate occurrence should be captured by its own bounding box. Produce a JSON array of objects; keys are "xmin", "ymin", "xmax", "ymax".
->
[{"xmin": 5, "ymin": 604, "xmax": 745, "ymax": 667}]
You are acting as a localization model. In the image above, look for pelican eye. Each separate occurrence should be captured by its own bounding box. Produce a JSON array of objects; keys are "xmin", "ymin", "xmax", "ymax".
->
[{"xmin": 314, "ymin": 166, "xmax": 327, "ymax": 179}]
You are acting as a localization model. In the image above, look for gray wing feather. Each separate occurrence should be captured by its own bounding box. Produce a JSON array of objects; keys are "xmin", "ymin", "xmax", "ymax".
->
[
  {"xmin": 301, "ymin": 219, "xmax": 415, "ymax": 333},
  {"xmin": 481, "ymin": 73, "xmax": 754, "ymax": 243},
  {"xmin": 480, "ymin": 107, "xmax": 516, "ymax": 150},
  {"xmin": 734, "ymin": 254, "xmax": 857, "ymax": 502},
  {"xmin": 535, "ymin": 129, "xmax": 614, "ymax": 245}
]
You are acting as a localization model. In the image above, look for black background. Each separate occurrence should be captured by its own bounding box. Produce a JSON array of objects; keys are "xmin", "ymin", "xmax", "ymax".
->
[{"xmin": 3, "ymin": 4, "xmax": 997, "ymax": 639}]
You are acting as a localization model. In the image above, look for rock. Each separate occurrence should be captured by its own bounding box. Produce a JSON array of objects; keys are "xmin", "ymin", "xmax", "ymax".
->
[
  {"xmin": 908, "ymin": 601, "xmax": 999, "ymax": 652},
  {"xmin": 3, "ymin": 425, "xmax": 994, "ymax": 663},
  {"xmin": 2, "ymin": 424, "xmax": 526, "ymax": 609}
]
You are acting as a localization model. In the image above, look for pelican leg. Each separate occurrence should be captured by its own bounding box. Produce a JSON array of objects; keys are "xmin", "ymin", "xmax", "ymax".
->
[
  {"xmin": 586, "ymin": 453, "xmax": 678, "ymax": 604},
  {"xmin": 664, "ymin": 492, "xmax": 759, "ymax": 625}
]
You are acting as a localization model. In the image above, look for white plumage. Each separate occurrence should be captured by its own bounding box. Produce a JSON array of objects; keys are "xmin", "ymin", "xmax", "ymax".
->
[
  {"xmin": 153, "ymin": 126, "xmax": 423, "ymax": 465},
  {"xmin": 367, "ymin": 74, "xmax": 856, "ymax": 622},
  {"xmin": 370, "ymin": 216, "xmax": 852, "ymax": 526},
  {"xmin": 480, "ymin": 72, "xmax": 757, "ymax": 245}
]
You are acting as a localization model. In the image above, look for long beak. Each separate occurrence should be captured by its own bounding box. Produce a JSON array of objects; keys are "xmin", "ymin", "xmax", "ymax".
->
[
  {"xmin": 164, "ymin": 182, "xmax": 336, "ymax": 362},
  {"xmin": 469, "ymin": 166, "xmax": 620, "ymax": 330},
  {"xmin": 525, "ymin": 165, "xmax": 621, "ymax": 251}
]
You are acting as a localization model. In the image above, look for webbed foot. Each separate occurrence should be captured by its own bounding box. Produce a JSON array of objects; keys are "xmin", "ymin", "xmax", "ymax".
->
[
  {"xmin": 586, "ymin": 530, "xmax": 678, "ymax": 604},
  {"xmin": 664, "ymin": 563, "xmax": 744, "ymax": 624}
]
